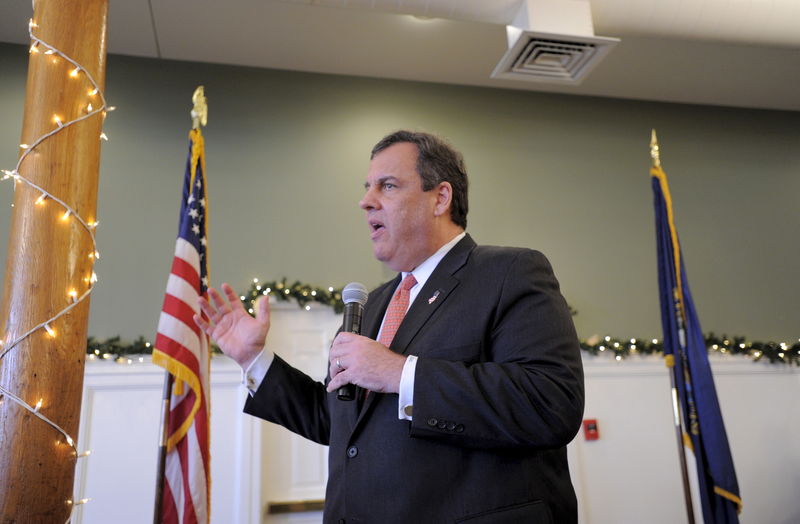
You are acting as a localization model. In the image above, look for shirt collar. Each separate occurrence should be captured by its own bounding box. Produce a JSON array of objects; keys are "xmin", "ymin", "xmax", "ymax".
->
[{"xmin": 402, "ymin": 231, "xmax": 466, "ymax": 292}]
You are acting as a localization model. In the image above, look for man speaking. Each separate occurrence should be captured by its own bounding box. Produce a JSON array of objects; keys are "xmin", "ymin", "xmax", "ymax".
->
[{"xmin": 195, "ymin": 130, "xmax": 584, "ymax": 523}]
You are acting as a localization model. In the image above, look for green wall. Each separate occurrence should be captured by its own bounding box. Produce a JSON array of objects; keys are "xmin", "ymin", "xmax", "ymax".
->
[{"xmin": 1, "ymin": 43, "xmax": 797, "ymax": 343}]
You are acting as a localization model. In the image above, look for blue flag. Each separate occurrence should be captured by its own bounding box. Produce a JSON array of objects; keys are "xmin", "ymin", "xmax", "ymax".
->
[{"xmin": 651, "ymin": 163, "xmax": 741, "ymax": 523}]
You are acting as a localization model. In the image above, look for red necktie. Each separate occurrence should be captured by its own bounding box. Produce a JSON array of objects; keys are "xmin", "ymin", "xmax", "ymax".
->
[{"xmin": 379, "ymin": 274, "xmax": 417, "ymax": 347}]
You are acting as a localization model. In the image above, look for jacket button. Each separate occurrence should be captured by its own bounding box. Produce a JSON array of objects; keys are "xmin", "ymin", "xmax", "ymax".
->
[
  {"xmin": 347, "ymin": 446, "xmax": 358, "ymax": 458},
  {"xmin": 437, "ymin": 420, "xmax": 447, "ymax": 429},
  {"xmin": 447, "ymin": 422, "xmax": 456, "ymax": 431},
  {"xmin": 455, "ymin": 424, "xmax": 464, "ymax": 433},
  {"xmin": 427, "ymin": 418, "xmax": 438, "ymax": 427}
]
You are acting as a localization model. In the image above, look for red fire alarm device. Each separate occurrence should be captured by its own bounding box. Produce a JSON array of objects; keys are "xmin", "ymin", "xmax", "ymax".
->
[{"xmin": 583, "ymin": 419, "xmax": 599, "ymax": 441}]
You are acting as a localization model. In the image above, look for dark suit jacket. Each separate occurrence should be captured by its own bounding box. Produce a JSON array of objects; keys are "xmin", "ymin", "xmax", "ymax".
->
[{"xmin": 245, "ymin": 234, "xmax": 584, "ymax": 523}]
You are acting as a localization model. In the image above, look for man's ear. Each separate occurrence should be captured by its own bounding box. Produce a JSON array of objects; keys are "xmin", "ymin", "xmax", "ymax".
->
[{"xmin": 433, "ymin": 182, "xmax": 453, "ymax": 218}]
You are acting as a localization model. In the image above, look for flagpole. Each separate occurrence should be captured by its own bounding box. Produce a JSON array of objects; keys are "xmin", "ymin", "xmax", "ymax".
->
[
  {"xmin": 651, "ymin": 130, "xmax": 696, "ymax": 524},
  {"xmin": 153, "ymin": 372, "xmax": 174, "ymax": 524}
]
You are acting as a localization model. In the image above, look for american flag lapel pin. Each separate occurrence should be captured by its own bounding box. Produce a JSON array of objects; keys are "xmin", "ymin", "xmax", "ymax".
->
[{"xmin": 428, "ymin": 290, "xmax": 440, "ymax": 305}]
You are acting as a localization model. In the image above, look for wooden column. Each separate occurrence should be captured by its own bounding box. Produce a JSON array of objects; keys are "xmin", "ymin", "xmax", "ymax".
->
[{"xmin": 0, "ymin": 0, "xmax": 108, "ymax": 520}]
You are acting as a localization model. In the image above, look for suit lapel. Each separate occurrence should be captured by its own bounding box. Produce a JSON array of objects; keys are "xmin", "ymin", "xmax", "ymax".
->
[
  {"xmin": 390, "ymin": 234, "xmax": 474, "ymax": 355},
  {"xmin": 354, "ymin": 235, "xmax": 476, "ymax": 428}
]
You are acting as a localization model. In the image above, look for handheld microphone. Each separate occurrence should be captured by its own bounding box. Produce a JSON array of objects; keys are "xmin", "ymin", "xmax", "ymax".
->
[{"xmin": 337, "ymin": 282, "xmax": 368, "ymax": 401}]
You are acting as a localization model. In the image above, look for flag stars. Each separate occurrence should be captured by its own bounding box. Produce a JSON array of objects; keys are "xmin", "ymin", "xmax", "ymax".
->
[
  {"xmin": 192, "ymin": 224, "xmax": 200, "ymax": 235},
  {"xmin": 200, "ymin": 237, "xmax": 207, "ymax": 246},
  {"xmin": 202, "ymin": 276, "xmax": 209, "ymax": 288},
  {"xmin": 187, "ymin": 194, "xmax": 195, "ymax": 205},
  {"xmin": 188, "ymin": 208, "xmax": 199, "ymax": 219}
]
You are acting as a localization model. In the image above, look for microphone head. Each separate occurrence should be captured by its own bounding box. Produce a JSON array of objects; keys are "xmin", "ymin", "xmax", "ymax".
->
[{"xmin": 342, "ymin": 282, "xmax": 368, "ymax": 306}]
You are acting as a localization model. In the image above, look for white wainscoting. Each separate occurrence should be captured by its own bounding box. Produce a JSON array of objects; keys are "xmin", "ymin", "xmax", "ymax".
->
[{"xmin": 73, "ymin": 302, "xmax": 799, "ymax": 523}]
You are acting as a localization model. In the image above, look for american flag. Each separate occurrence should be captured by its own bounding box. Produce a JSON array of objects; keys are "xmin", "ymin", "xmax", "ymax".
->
[{"xmin": 152, "ymin": 128, "xmax": 211, "ymax": 524}]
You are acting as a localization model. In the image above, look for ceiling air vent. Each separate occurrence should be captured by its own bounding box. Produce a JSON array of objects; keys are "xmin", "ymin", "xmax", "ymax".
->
[
  {"xmin": 493, "ymin": 33, "xmax": 618, "ymax": 84},
  {"xmin": 491, "ymin": 0, "xmax": 619, "ymax": 85}
]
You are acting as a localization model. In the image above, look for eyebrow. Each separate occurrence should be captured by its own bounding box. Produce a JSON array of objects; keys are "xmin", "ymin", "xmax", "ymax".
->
[{"xmin": 364, "ymin": 176, "xmax": 398, "ymax": 190}]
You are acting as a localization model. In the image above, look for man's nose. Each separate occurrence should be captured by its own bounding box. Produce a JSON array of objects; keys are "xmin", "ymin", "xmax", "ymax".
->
[{"xmin": 359, "ymin": 187, "xmax": 378, "ymax": 210}]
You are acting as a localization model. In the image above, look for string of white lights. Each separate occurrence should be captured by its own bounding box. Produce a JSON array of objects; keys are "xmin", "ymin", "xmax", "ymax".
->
[
  {"xmin": 0, "ymin": 20, "xmax": 107, "ymax": 358},
  {"xmin": 0, "ymin": 5, "xmax": 108, "ymax": 518},
  {"xmin": 0, "ymin": 383, "xmax": 80, "ymax": 453}
]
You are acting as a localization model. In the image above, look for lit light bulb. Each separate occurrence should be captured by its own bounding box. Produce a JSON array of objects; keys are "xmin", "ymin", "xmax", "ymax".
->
[
  {"xmin": 44, "ymin": 49, "xmax": 55, "ymax": 55},
  {"xmin": 145, "ymin": 342, "xmax": 151, "ymax": 348},
  {"xmin": 28, "ymin": 19, "xmax": 38, "ymax": 30},
  {"xmin": 44, "ymin": 324, "xmax": 56, "ymax": 337},
  {"xmin": 68, "ymin": 289, "xmax": 78, "ymax": 302},
  {"xmin": 19, "ymin": 143, "xmax": 29, "ymax": 149},
  {"xmin": 29, "ymin": 43, "xmax": 39, "ymax": 53},
  {"xmin": 69, "ymin": 67, "xmax": 80, "ymax": 78},
  {"xmin": 34, "ymin": 398, "xmax": 43, "ymax": 412},
  {"xmin": 253, "ymin": 278, "xmax": 259, "ymax": 283},
  {"xmin": 305, "ymin": 305, "xmax": 311, "ymax": 311},
  {"xmin": 89, "ymin": 88, "xmax": 98, "ymax": 96},
  {"xmin": 99, "ymin": 132, "xmax": 108, "ymax": 141},
  {"xmin": 86, "ymin": 103, "xmax": 93, "ymax": 112},
  {"xmin": 35, "ymin": 193, "xmax": 47, "ymax": 205},
  {"xmin": 90, "ymin": 272, "xmax": 98, "ymax": 283},
  {"xmin": 78, "ymin": 450, "xmax": 92, "ymax": 458},
  {"xmin": 61, "ymin": 209, "xmax": 71, "ymax": 221}
]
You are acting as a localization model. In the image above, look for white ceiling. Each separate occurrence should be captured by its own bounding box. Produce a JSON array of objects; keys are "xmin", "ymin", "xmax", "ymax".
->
[{"xmin": 1, "ymin": 0, "xmax": 799, "ymax": 111}]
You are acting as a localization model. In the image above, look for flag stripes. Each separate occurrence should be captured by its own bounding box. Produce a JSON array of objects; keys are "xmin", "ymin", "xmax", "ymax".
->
[{"xmin": 153, "ymin": 128, "xmax": 211, "ymax": 524}]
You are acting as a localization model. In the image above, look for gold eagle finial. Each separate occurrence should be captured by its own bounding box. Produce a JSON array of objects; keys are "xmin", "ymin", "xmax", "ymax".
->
[{"xmin": 191, "ymin": 86, "xmax": 208, "ymax": 129}]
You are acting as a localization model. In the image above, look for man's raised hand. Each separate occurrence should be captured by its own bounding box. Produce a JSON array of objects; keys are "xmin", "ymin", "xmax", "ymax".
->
[{"xmin": 195, "ymin": 282, "xmax": 270, "ymax": 368}]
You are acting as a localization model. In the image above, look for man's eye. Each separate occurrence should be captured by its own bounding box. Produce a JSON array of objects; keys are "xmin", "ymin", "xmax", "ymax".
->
[{"xmin": 382, "ymin": 183, "xmax": 395, "ymax": 190}]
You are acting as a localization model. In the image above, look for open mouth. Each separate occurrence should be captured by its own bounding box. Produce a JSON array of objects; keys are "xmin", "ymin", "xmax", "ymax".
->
[{"xmin": 369, "ymin": 220, "xmax": 385, "ymax": 238}]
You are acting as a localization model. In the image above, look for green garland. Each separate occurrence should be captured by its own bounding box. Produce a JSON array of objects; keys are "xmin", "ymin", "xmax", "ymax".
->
[
  {"xmin": 85, "ymin": 278, "xmax": 799, "ymax": 367},
  {"xmin": 240, "ymin": 278, "xmax": 345, "ymax": 314},
  {"xmin": 580, "ymin": 334, "xmax": 799, "ymax": 365}
]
